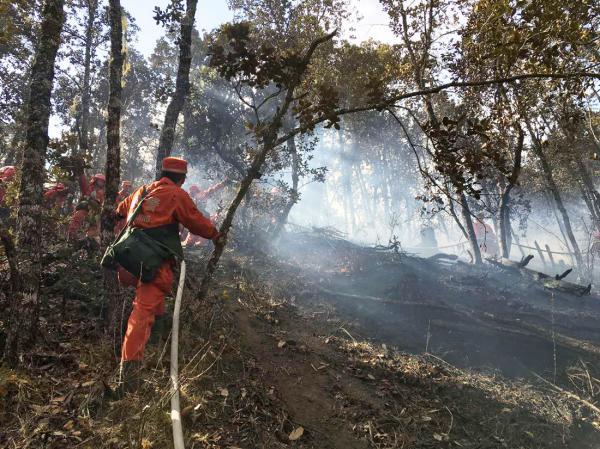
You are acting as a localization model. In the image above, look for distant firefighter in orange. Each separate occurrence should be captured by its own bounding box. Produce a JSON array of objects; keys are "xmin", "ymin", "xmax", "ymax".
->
[
  {"xmin": 68, "ymin": 173, "xmax": 105, "ymax": 240},
  {"xmin": 43, "ymin": 182, "xmax": 69, "ymax": 210},
  {"xmin": 182, "ymin": 179, "xmax": 227, "ymax": 248}
]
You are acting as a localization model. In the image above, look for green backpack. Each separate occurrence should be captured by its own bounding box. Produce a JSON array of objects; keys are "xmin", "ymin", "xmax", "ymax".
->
[{"xmin": 101, "ymin": 187, "xmax": 179, "ymax": 283}]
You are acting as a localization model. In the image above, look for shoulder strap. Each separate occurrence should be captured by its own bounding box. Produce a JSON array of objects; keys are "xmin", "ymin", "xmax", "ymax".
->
[
  {"xmin": 112, "ymin": 186, "xmax": 148, "ymax": 242},
  {"xmin": 125, "ymin": 186, "xmax": 148, "ymax": 228}
]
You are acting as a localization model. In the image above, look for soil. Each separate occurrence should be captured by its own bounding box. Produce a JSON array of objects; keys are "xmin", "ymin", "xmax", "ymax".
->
[{"xmin": 2, "ymin": 231, "xmax": 600, "ymax": 448}]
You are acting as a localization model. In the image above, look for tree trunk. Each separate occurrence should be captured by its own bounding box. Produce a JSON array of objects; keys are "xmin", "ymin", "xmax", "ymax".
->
[
  {"xmin": 78, "ymin": 0, "xmax": 98, "ymax": 178},
  {"xmin": 499, "ymin": 127, "xmax": 524, "ymax": 258},
  {"xmin": 0, "ymin": 218, "xmax": 21, "ymax": 293},
  {"xmin": 196, "ymin": 134, "xmax": 276, "ymax": 302},
  {"xmin": 544, "ymin": 114, "xmax": 600, "ymax": 231},
  {"xmin": 566, "ymin": 134, "xmax": 600, "ymax": 230},
  {"xmin": 154, "ymin": 0, "xmax": 198, "ymax": 179},
  {"xmin": 102, "ymin": 0, "xmax": 123, "ymax": 342},
  {"xmin": 272, "ymin": 134, "xmax": 300, "ymax": 238},
  {"xmin": 192, "ymin": 29, "xmax": 337, "ymax": 309},
  {"xmin": 4, "ymin": 0, "xmax": 66, "ymax": 364},
  {"xmin": 340, "ymin": 129, "xmax": 355, "ymax": 234},
  {"xmin": 380, "ymin": 148, "xmax": 392, "ymax": 223},
  {"xmin": 526, "ymin": 120, "xmax": 584, "ymax": 272},
  {"xmin": 459, "ymin": 192, "xmax": 482, "ymax": 264}
]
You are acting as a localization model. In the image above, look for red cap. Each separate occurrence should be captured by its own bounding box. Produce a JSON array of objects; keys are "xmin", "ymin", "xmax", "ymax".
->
[
  {"xmin": 161, "ymin": 157, "xmax": 187, "ymax": 174},
  {"xmin": 55, "ymin": 182, "xmax": 66, "ymax": 191},
  {"xmin": 189, "ymin": 184, "xmax": 200, "ymax": 196},
  {"xmin": 93, "ymin": 174, "xmax": 106, "ymax": 183}
]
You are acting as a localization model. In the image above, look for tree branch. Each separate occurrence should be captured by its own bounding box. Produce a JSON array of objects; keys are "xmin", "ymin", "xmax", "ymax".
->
[{"xmin": 275, "ymin": 71, "xmax": 600, "ymax": 147}]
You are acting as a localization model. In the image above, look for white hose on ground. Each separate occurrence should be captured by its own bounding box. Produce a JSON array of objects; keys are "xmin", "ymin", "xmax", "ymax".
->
[{"xmin": 171, "ymin": 260, "xmax": 186, "ymax": 449}]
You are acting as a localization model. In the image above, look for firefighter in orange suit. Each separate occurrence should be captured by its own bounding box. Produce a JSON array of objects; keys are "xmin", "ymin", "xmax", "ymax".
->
[
  {"xmin": 115, "ymin": 157, "xmax": 219, "ymax": 392},
  {"xmin": 67, "ymin": 173, "xmax": 105, "ymax": 240},
  {"xmin": 182, "ymin": 179, "xmax": 227, "ymax": 247},
  {"xmin": 43, "ymin": 182, "xmax": 68, "ymax": 210}
]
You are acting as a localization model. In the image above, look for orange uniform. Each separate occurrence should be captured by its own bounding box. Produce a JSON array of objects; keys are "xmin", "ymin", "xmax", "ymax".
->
[
  {"xmin": 183, "ymin": 180, "xmax": 227, "ymax": 248},
  {"xmin": 116, "ymin": 175, "xmax": 218, "ymax": 361},
  {"xmin": 44, "ymin": 182, "xmax": 68, "ymax": 209},
  {"xmin": 0, "ymin": 166, "xmax": 16, "ymax": 206},
  {"xmin": 68, "ymin": 174, "xmax": 105, "ymax": 240}
]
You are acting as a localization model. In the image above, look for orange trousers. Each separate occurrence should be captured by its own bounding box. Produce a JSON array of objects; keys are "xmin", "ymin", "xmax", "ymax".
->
[{"xmin": 119, "ymin": 262, "xmax": 173, "ymax": 361}]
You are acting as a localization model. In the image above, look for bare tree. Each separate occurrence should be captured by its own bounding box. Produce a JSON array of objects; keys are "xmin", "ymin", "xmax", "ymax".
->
[
  {"xmin": 154, "ymin": 0, "xmax": 198, "ymax": 178},
  {"xmin": 78, "ymin": 0, "xmax": 99, "ymax": 172}
]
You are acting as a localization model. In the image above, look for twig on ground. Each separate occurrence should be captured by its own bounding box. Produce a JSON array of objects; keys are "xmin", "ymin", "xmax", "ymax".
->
[
  {"xmin": 339, "ymin": 327, "xmax": 357, "ymax": 345},
  {"xmin": 531, "ymin": 370, "xmax": 600, "ymax": 416}
]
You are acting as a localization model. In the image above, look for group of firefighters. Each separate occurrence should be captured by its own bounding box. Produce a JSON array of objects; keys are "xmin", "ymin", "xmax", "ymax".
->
[
  {"xmin": 0, "ymin": 164, "xmax": 226, "ymax": 248},
  {"xmin": 2, "ymin": 157, "xmax": 228, "ymax": 394},
  {"xmin": 1, "ymin": 156, "xmax": 543, "ymax": 394}
]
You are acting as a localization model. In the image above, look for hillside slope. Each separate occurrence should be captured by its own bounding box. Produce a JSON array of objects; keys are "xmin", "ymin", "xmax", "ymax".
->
[{"xmin": 1, "ymin": 234, "xmax": 600, "ymax": 448}]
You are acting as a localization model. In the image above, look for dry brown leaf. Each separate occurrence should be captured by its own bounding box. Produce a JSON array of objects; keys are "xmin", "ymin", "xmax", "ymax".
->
[
  {"xmin": 81, "ymin": 380, "xmax": 95, "ymax": 388},
  {"xmin": 289, "ymin": 426, "xmax": 304, "ymax": 441},
  {"xmin": 219, "ymin": 387, "xmax": 229, "ymax": 397}
]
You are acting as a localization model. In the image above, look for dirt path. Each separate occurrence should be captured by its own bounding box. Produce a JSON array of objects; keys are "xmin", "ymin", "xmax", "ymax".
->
[
  {"xmin": 203, "ymin": 253, "xmax": 600, "ymax": 448},
  {"xmin": 231, "ymin": 303, "xmax": 371, "ymax": 449}
]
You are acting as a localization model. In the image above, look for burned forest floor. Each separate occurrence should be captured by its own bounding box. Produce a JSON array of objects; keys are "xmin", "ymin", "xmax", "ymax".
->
[{"xmin": 2, "ymin": 229, "xmax": 600, "ymax": 448}]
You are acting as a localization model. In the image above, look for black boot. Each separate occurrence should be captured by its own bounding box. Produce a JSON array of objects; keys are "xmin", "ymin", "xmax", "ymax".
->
[{"xmin": 149, "ymin": 314, "xmax": 171, "ymax": 344}]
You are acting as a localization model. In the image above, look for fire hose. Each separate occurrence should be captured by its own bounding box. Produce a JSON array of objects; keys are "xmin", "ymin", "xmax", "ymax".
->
[{"xmin": 171, "ymin": 260, "xmax": 186, "ymax": 449}]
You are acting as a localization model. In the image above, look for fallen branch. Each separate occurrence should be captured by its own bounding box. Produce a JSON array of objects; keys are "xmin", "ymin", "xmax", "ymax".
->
[
  {"xmin": 531, "ymin": 370, "xmax": 600, "ymax": 417},
  {"xmin": 487, "ymin": 256, "xmax": 591, "ymax": 297}
]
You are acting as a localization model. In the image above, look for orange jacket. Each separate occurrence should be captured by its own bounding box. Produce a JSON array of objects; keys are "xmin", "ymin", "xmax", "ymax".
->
[
  {"xmin": 44, "ymin": 183, "xmax": 68, "ymax": 208},
  {"xmin": 116, "ymin": 187, "xmax": 132, "ymax": 204},
  {"xmin": 78, "ymin": 174, "xmax": 105, "ymax": 204},
  {"xmin": 116, "ymin": 177, "xmax": 218, "ymax": 239}
]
